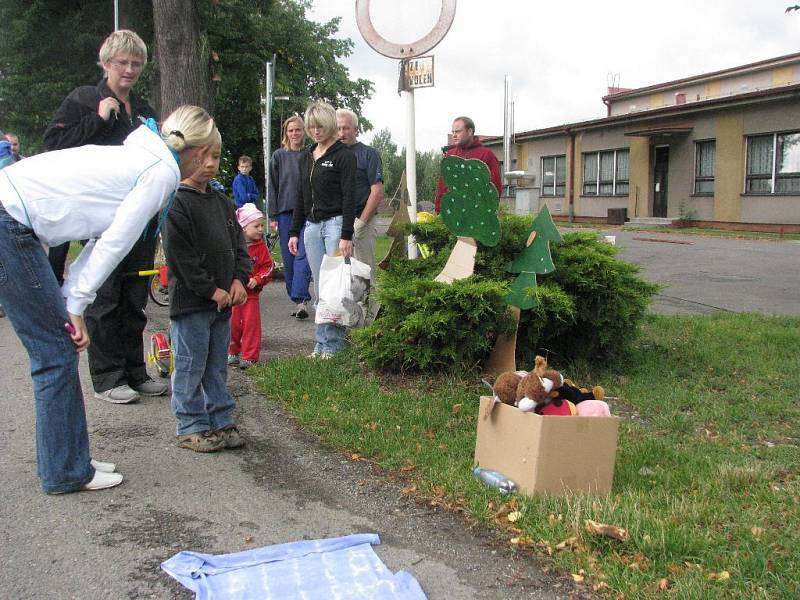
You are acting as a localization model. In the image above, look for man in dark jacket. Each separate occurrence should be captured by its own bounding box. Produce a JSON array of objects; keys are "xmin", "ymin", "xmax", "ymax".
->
[
  {"xmin": 43, "ymin": 30, "xmax": 165, "ymax": 404},
  {"xmin": 434, "ymin": 116, "xmax": 502, "ymax": 213}
]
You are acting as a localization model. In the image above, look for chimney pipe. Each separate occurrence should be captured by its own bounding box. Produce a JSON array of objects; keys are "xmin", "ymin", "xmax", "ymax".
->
[{"xmin": 503, "ymin": 75, "xmax": 513, "ymax": 192}]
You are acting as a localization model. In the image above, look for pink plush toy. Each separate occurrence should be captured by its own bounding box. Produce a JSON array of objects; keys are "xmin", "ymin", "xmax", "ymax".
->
[{"xmin": 576, "ymin": 399, "xmax": 611, "ymax": 417}]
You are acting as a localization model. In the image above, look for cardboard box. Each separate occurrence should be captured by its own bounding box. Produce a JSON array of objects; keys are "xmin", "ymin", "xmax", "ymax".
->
[{"xmin": 474, "ymin": 397, "xmax": 619, "ymax": 496}]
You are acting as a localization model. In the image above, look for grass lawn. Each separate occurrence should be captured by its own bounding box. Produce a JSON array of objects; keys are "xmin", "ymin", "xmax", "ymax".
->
[{"xmin": 251, "ymin": 313, "xmax": 800, "ymax": 599}]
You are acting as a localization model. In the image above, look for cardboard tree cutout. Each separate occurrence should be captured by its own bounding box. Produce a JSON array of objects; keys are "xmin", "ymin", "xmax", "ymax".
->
[
  {"xmin": 378, "ymin": 171, "xmax": 410, "ymax": 270},
  {"xmin": 485, "ymin": 205, "xmax": 562, "ymax": 375},
  {"xmin": 435, "ymin": 156, "xmax": 500, "ymax": 283},
  {"xmin": 505, "ymin": 204, "xmax": 562, "ymax": 309}
]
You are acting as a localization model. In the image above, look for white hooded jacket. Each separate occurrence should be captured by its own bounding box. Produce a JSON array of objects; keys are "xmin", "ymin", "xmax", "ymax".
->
[{"xmin": 0, "ymin": 126, "xmax": 180, "ymax": 315}]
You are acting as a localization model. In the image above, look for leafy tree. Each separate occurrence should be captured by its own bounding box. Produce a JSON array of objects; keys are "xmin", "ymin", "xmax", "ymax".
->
[
  {"xmin": 371, "ymin": 128, "xmax": 404, "ymax": 198},
  {"xmin": 0, "ymin": 0, "xmax": 373, "ymax": 178}
]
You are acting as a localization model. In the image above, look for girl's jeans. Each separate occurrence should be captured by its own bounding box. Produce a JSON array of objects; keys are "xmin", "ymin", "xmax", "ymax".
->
[
  {"xmin": 0, "ymin": 201, "xmax": 93, "ymax": 493},
  {"xmin": 304, "ymin": 216, "xmax": 347, "ymax": 355},
  {"xmin": 170, "ymin": 309, "xmax": 236, "ymax": 435}
]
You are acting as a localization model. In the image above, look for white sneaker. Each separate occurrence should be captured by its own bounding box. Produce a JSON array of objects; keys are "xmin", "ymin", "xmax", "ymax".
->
[
  {"xmin": 91, "ymin": 459, "xmax": 116, "ymax": 473},
  {"xmin": 83, "ymin": 470, "xmax": 123, "ymax": 491},
  {"xmin": 94, "ymin": 385, "xmax": 140, "ymax": 404},
  {"xmin": 50, "ymin": 470, "xmax": 123, "ymax": 494}
]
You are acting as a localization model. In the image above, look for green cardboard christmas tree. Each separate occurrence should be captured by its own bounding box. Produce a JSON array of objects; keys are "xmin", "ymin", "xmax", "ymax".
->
[
  {"xmin": 505, "ymin": 204, "xmax": 562, "ymax": 309},
  {"xmin": 435, "ymin": 156, "xmax": 500, "ymax": 283},
  {"xmin": 485, "ymin": 205, "xmax": 562, "ymax": 375}
]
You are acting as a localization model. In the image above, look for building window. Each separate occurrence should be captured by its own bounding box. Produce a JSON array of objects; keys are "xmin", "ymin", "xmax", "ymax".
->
[
  {"xmin": 541, "ymin": 155, "xmax": 566, "ymax": 197},
  {"xmin": 746, "ymin": 132, "xmax": 800, "ymax": 193},
  {"xmin": 582, "ymin": 149, "xmax": 629, "ymax": 196},
  {"xmin": 694, "ymin": 140, "xmax": 715, "ymax": 194}
]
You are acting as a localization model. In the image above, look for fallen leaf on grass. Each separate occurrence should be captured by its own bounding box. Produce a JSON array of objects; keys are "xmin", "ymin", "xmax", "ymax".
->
[
  {"xmin": 509, "ymin": 536, "xmax": 535, "ymax": 547},
  {"xmin": 401, "ymin": 485, "xmax": 417, "ymax": 494},
  {"xmin": 507, "ymin": 510, "xmax": 522, "ymax": 523},
  {"xmin": 707, "ymin": 570, "xmax": 731, "ymax": 582},
  {"xmin": 350, "ymin": 453, "xmax": 365, "ymax": 461},
  {"xmin": 751, "ymin": 526, "xmax": 764, "ymax": 539},
  {"xmin": 400, "ymin": 463, "xmax": 416, "ymax": 474},
  {"xmin": 302, "ymin": 393, "xmax": 310, "ymax": 401},
  {"xmin": 571, "ymin": 573, "xmax": 584, "ymax": 583},
  {"xmin": 555, "ymin": 536, "xmax": 579, "ymax": 552},
  {"xmin": 585, "ymin": 519, "xmax": 630, "ymax": 541},
  {"xmin": 657, "ymin": 578, "xmax": 670, "ymax": 591},
  {"xmin": 452, "ymin": 403, "xmax": 463, "ymax": 414}
]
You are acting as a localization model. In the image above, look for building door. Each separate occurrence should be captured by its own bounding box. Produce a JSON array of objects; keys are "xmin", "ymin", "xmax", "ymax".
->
[{"xmin": 653, "ymin": 146, "xmax": 669, "ymax": 218}]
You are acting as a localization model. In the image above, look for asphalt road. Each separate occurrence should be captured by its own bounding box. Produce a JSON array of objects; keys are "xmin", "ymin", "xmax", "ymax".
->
[
  {"xmin": 1, "ymin": 230, "xmax": 797, "ymax": 599},
  {"xmin": 602, "ymin": 228, "xmax": 800, "ymax": 315}
]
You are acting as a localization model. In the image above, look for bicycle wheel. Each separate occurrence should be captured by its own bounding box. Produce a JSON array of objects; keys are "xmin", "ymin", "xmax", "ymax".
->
[{"xmin": 148, "ymin": 273, "xmax": 169, "ymax": 307}]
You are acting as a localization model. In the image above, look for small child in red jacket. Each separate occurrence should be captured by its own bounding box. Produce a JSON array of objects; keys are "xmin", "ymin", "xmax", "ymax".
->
[{"xmin": 228, "ymin": 203, "xmax": 274, "ymax": 369}]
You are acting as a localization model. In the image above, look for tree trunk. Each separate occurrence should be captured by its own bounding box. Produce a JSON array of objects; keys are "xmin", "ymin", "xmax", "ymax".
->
[{"xmin": 152, "ymin": 0, "xmax": 211, "ymax": 116}]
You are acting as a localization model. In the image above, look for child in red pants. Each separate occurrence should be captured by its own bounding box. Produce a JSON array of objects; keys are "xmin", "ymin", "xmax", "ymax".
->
[{"xmin": 228, "ymin": 203, "xmax": 274, "ymax": 369}]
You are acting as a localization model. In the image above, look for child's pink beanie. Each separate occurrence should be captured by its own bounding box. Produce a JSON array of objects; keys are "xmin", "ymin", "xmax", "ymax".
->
[{"xmin": 236, "ymin": 203, "xmax": 265, "ymax": 228}]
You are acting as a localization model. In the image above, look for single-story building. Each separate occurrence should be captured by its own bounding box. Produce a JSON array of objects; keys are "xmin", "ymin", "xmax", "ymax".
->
[{"xmin": 482, "ymin": 52, "xmax": 800, "ymax": 232}]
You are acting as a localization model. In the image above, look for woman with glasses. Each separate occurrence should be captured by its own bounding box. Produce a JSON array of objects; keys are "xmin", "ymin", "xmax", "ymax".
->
[{"xmin": 43, "ymin": 30, "xmax": 166, "ymax": 405}]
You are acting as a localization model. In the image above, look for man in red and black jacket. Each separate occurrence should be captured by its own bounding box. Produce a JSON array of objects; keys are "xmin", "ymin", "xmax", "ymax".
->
[{"xmin": 434, "ymin": 116, "xmax": 502, "ymax": 213}]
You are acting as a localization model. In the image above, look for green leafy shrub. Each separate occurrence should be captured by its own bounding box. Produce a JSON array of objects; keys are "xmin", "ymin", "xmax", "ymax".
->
[
  {"xmin": 352, "ymin": 276, "xmax": 515, "ymax": 372},
  {"xmin": 356, "ymin": 215, "xmax": 659, "ymax": 371}
]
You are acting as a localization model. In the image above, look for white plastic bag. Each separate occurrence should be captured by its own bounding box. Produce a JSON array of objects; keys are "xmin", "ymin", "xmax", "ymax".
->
[{"xmin": 315, "ymin": 254, "xmax": 371, "ymax": 328}]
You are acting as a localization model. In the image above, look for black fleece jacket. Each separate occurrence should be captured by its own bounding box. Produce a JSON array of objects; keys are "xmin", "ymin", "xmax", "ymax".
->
[
  {"xmin": 164, "ymin": 184, "xmax": 251, "ymax": 318},
  {"xmin": 289, "ymin": 140, "xmax": 356, "ymax": 241},
  {"xmin": 44, "ymin": 79, "xmax": 156, "ymax": 150}
]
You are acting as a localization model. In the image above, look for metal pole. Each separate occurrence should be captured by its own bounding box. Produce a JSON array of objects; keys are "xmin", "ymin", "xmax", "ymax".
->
[
  {"xmin": 503, "ymin": 75, "xmax": 513, "ymax": 195},
  {"xmin": 404, "ymin": 88, "xmax": 418, "ymax": 259},
  {"xmin": 114, "ymin": 0, "xmax": 119, "ymax": 30},
  {"xmin": 261, "ymin": 57, "xmax": 275, "ymax": 216}
]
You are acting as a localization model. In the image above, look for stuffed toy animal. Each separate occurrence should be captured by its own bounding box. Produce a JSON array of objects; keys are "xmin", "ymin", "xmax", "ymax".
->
[
  {"xmin": 576, "ymin": 399, "xmax": 611, "ymax": 417},
  {"xmin": 516, "ymin": 357, "xmax": 570, "ymax": 414},
  {"xmin": 550, "ymin": 378, "xmax": 605, "ymax": 405}
]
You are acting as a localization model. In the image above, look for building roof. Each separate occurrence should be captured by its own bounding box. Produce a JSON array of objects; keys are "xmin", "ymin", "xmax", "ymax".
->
[
  {"xmin": 601, "ymin": 51, "xmax": 800, "ymax": 102},
  {"xmin": 483, "ymin": 81, "xmax": 800, "ymax": 145}
]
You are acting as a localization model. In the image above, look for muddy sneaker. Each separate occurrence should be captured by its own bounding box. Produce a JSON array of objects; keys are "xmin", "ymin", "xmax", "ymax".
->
[
  {"xmin": 216, "ymin": 425, "xmax": 245, "ymax": 449},
  {"xmin": 94, "ymin": 384, "xmax": 140, "ymax": 404},
  {"xmin": 293, "ymin": 301, "xmax": 309, "ymax": 320},
  {"xmin": 227, "ymin": 354, "xmax": 240, "ymax": 366},
  {"xmin": 176, "ymin": 431, "xmax": 224, "ymax": 453},
  {"xmin": 238, "ymin": 359, "xmax": 255, "ymax": 370}
]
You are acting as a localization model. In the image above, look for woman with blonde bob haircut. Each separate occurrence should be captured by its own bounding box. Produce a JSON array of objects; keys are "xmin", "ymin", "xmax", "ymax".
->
[
  {"xmin": 269, "ymin": 114, "xmax": 313, "ymax": 317},
  {"xmin": 0, "ymin": 105, "xmax": 217, "ymax": 494},
  {"xmin": 97, "ymin": 29, "xmax": 148, "ymax": 68},
  {"xmin": 288, "ymin": 100, "xmax": 356, "ymax": 357},
  {"xmin": 45, "ymin": 29, "xmax": 162, "ymax": 406}
]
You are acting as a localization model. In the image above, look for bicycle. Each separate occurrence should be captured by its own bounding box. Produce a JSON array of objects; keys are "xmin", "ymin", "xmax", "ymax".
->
[{"xmin": 143, "ymin": 232, "xmax": 168, "ymax": 307}]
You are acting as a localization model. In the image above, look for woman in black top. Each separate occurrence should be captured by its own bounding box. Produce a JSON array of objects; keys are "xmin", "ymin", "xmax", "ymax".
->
[{"xmin": 288, "ymin": 100, "xmax": 356, "ymax": 357}]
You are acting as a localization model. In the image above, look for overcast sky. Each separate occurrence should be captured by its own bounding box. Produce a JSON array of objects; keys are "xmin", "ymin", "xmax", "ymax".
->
[{"xmin": 306, "ymin": 0, "xmax": 800, "ymax": 153}]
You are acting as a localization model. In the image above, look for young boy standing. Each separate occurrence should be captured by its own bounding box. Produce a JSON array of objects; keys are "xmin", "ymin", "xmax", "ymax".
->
[
  {"xmin": 232, "ymin": 154, "xmax": 259, "ymax": 209},
  {"xmin": 165, "ymin": 135, "xmax": 251, "ymax": 452},
  {"xmin": 228, "ymin": 203, "xmax": 274, "ymax": 369}
]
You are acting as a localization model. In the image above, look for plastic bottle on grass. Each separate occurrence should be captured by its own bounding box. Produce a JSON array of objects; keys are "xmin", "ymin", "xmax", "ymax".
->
[{"xmin": 473, "ymin": 467, "xmax": 517, "ymax": 494}]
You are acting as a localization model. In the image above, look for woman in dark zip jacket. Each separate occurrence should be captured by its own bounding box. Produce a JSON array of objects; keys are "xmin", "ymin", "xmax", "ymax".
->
[{"xmin": 288, "ymin": 100, "xmax": 356, "ymax": 357}]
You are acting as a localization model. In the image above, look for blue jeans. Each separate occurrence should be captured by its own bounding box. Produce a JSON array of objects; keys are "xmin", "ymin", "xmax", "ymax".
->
[
  {"xmin": 304, "ymin": 216, "xmax": 347, "ymax": 355},
  {"xmin": 170, "ymin": 309, "xmax": 236, "ymax": 435},
  {"xmin": 276, "ymin": 212, "xmax": 311, "ymax": 304},
  {"xmin": 0, "ymin": 202, "xmax": 93, "ymax": 493}
]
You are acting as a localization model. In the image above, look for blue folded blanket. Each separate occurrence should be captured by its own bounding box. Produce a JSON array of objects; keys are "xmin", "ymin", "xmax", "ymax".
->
[{"xmin": 161, "ymin": 533, "xmax": 427, "ymax": 600}]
